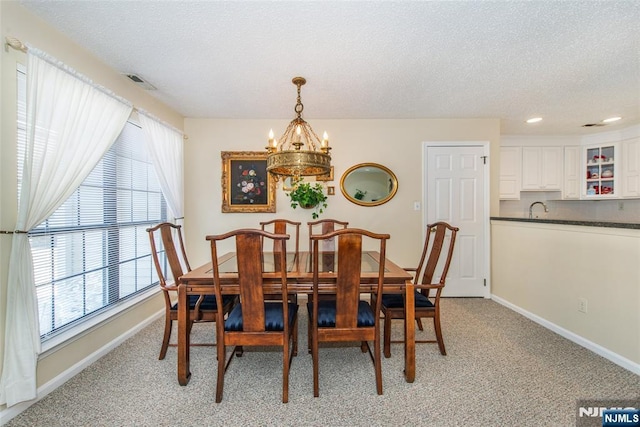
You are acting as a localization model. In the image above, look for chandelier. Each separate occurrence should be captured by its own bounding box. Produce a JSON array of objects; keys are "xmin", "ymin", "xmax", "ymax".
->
[{"xmin": 266, "ymin": 77, "xmax": 331, "ymax": 179}]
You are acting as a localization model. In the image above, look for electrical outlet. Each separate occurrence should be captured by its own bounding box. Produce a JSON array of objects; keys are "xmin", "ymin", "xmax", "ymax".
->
[
  {"xmin": 578, "ymin": 297, "xmax": 588, "ymax": 313},
  {"xmin": 413, "ymin": 201, "xmax": 421, "ymax": 211}
]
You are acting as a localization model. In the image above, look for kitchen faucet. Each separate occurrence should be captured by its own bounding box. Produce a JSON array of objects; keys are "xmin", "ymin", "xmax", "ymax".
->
[{"xmin": 528, "ymin": 201, "xmax": 548, "ymax": 219}]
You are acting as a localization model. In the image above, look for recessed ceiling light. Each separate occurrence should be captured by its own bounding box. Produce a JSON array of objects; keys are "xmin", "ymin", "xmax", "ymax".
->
[
  {"xmin": 602, "ymin": 116, "xmax": 621, "ymax": 123},
  {"xmin": 526, "ymin": 117, "xmax": 543, "ymax": 124}
]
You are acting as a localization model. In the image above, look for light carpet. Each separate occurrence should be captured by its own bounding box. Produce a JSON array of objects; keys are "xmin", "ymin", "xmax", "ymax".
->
[{"xmin": 6, "ymin": 298, "xmax": 639, "ymax": 426}]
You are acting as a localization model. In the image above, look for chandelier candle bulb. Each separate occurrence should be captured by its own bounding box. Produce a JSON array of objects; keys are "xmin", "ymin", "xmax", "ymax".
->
[
  {"xmin": 322, "ymin": 132, "xmax": 329, "ymax": 148},
  {"xmin": 266, "ymin": 129, "xmax": 276, "ymax": 152},
  {"xmin": 295, "ymin": 126, "xmax": 301, "ymax": 144}
]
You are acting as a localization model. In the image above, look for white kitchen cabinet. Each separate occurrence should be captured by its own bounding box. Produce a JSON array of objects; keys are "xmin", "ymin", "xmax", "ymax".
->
[
  {"xmin": 499, "ymin": 147, "xmax": 521, "ymax": 200},
  {"xmin": 521, "ymin": 147, "xmax": 562, "ymax": 191},
  {"xmin": 563, "ymin": 146, "xmax": 580, "ymax": 199},
  {"xmin": 621, "ymin": 137, "xmax": 640, "ymax": 198},
  {"xmin": 582, "ymin": 143, "xmax": 618, "ymax": 198}
]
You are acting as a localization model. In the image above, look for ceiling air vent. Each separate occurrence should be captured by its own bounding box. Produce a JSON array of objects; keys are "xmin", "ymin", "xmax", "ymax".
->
[
  {"xmin": 582, "ymin": 123, "xmax": 606, "ymax": 128},
  {"xmin": 124, "ymin": 74, "xmax": 157, "ymax": 90}
]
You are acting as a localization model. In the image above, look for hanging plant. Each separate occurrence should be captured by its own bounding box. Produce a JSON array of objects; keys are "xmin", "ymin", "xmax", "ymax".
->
[{"xmin": 287, "ymin": 181, "xmax": 328, "ymax": 219}]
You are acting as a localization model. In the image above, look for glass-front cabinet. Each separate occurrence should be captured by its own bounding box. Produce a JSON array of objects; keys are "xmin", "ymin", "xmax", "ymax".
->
[{"xmin": 583, "ymin": 143, "xmax": 618, "ymax": 198}]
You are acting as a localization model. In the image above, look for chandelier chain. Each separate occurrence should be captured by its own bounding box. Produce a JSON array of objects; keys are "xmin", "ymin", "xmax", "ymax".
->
[{"xmin": 295, "ymin": 81, "xmax": 304, "ymax": 116}]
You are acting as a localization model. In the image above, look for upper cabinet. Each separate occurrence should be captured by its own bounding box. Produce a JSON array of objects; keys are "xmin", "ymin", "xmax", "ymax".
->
[
  {"xmin": 621, "ymin": 137, "xmax": 640, "ymax": 198},
  {"xmin": 499, "ymin": 145, "xmax": 562, "ymax": 199},
  {"xmin": 521, "ymin": 147, "xmax": 563, "ymax": 191},
  {"xmin": 582, "ymin": 143, "xmax": 618, "ymax": 198},
  {"xmin": 563, "ymin": 146, "xmax": 580, "ymax": 200},
  {"xmin": 499, "ymin": 147, "xmax": 521, "ymax": 200}
]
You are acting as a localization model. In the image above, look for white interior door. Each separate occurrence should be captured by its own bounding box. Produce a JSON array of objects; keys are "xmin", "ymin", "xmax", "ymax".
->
[{"xmin": 425, "ymin": 144, "xmax": 488, "ymax": 297}]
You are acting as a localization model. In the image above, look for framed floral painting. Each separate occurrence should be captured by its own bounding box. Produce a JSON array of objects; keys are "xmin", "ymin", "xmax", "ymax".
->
[{"xmin": 221, "ymin": 151, "xmax": 275, "ymax": 213}]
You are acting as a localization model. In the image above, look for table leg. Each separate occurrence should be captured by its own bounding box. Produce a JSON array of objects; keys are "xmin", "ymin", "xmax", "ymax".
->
[
  {"xmin": 177, "ymin": 284, "xmax": 191, "ymax": 386},
  {"xmin": 404, "ymin": 280, "xmax": 415, "ymax": 382}
]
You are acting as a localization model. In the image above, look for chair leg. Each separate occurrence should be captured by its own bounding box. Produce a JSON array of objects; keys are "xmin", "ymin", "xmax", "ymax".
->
[
  {"xmin": 283, "ymin": 338, "xmax": 290, "ymax": 403},
  {"xmin": 433, "ymin": 314, "xmax": 446, "ymax": 355},
  {"xmin": 307, "ymin": 314, "xmax": 312, "ymax": 354},
  {"xmin": 416, "ymin": 318, "xmax": 424, "ymax": 331},
  {"xmin": 292, "ymin": 316, "xmax": 299, "ymax": 357},
  {"xmin": 374, "ymin": 333, "xmax": 383, "ymax": 395},
  {"xmin": 159, "ymin": 316, "xmax": 172, "ymax": 360},
  {"xmin": 215, "ymin": 339, "xmax": 226, "ymax": 403},
  {"xmin": 312, "ymin": 332, "xmax": 319, "ymax": 397},
  {"xmin": 383, "ymin": 313, "xmax": 392, "ymax": 358}
]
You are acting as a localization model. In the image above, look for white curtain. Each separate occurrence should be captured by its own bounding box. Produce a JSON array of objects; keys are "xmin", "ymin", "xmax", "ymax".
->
[
  {"xmin": 139, "ymin": 113, "xmax": 184, "ymax": 222},
  {"xmin": 0, "ymin": 50, "xmax": 132, "ymax": 407}
]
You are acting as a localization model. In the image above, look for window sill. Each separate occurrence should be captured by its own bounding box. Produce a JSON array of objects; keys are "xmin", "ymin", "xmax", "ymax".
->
[{"xmin": 40, "ymin": 286, "xmax": 161, "ymax": 356}]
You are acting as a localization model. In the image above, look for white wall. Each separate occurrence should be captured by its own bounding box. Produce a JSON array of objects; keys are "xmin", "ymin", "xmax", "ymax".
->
[
  {"xmin": 491, "ymin": 220, "xmax": 640, "ymax": 370},
  {"xmin": 183, "ymin": 118, "xmax": 501, "ymax": 269}
]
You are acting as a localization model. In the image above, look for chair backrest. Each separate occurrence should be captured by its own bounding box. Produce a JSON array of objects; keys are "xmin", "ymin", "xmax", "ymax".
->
[
  {"xmin": 147, "ymin": 222, "xmax": 191, "ymax": 288},
  {"xmin": 207, "ymin": 229, "xmax": 290, "ymax": 331},
  {"xmin": 311, "ymin": 228, "xmax": 389, "ymax": 328},
  {"xmin": 307, "ymin": 219, "xmax": 349, "ymax": 253},
  {"xmin": 260, "ymin": 219, "xmax": 300, "ymax": 255},
  {"xmin": 415, "ymin": 222, "xmax": 459, "ymax": 292}
]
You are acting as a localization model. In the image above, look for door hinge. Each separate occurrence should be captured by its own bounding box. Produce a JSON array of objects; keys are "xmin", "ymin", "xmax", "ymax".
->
[{"xmin": 481, "ymin": 156, "xmax": 487, "ymax": 165}]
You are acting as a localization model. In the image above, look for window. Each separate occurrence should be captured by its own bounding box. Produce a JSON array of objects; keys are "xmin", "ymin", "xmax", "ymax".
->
[{"xmin": 17, "ymin": 66, "xmax": 167, "ymax": 341}]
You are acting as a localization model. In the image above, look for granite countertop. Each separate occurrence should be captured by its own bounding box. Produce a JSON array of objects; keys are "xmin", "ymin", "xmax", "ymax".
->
[{"xmin": 490, "ymin": 217, "xmax": 640, "ymax": 230}]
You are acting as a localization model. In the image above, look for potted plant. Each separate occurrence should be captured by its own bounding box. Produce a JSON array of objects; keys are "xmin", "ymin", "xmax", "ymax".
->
[{"xmin": 287, "ymin": 181, "xmax": 328, "ymax": 219}]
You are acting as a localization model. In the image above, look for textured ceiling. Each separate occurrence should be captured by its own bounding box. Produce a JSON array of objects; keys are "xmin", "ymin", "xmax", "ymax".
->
[{"xmin": 18, "ymin": 0, "xmax": 640, "ymax": 135}]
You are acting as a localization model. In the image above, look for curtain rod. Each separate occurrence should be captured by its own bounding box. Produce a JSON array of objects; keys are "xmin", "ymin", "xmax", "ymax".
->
[{"xmin": 5, "ymin": 35, "xmax": 188, "ymax": 141}]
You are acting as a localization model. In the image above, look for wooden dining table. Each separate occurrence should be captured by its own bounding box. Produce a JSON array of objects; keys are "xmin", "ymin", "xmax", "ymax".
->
[{"xmin": 177, "ymin": 250, "xmax": 415, "ymax": 385}]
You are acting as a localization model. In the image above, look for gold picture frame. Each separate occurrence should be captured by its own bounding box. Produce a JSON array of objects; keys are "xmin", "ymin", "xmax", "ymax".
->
[
  {"xmin": 315, "ymin": 166, "xmax": 334, "ymax": 182},
  {"xmin": 221, "ymin": 151, "xmax": 276, "ymax": 213}
]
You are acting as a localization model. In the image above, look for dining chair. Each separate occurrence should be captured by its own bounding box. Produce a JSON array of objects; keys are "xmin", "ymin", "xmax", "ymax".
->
[
  {"xmin": 305, "ymin": 219, "xmax": 349, "ymax": 352},
  {"xmin": 147, "ymin": 222, "xmax": 235, "ymax": 360},
  {"xmin": 309, "ymin": 228, "xmax": 390, "ymax": 397},
  {"xmin": 375, "ymin": 221, "xmax": 458, "ymax": 357},
  {"xmin": 260, "ymin": 219, "xmax": 301, "ymax": 256},
  {"xmin": 260, "ymin": 219, "xmax": 301, "ymax": 303},
  {"xmin": 207, "ymin": 228, "xmax": 299, "ymax": 403},
  {"xmin": 307, "ymin": 219, "xmax": 349, "ymax": 253}
]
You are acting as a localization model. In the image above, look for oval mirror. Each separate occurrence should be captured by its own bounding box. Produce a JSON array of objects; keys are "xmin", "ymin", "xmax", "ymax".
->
[{"xmin": 340, "ymin": 163, "xmax": 398, "ymax": 206}]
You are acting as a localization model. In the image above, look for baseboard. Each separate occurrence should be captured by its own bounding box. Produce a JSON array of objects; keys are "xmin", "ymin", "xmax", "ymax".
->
[
  {"xmin": 491, "ymin": 295, "xmax": 640, "ymax": 376},
  {"xmin": 0, "ymin": 310, "xmax": 163, "ymax": 426}
]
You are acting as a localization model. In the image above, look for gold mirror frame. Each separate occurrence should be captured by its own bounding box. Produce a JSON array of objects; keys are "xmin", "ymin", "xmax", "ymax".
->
[{"xmin": 340, "ymin": 163, "xmax": 398, "ymax": 206}]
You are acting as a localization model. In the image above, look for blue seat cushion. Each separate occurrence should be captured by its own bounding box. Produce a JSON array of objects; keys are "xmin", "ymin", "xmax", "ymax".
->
[
  {"xmin": 170, "ymin": 294, "xmax": 234, "ymax": 311},
  {"xmin": 307, "ymin": 300, "xmax": 376, "ymax": 327},
  {"xmin": 381, "ymin": 291, "xmax": 435, "ymax": 309},
  {"xmin": 224, "ymin": 302, "xmax": 298, "ymax": 331}
]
